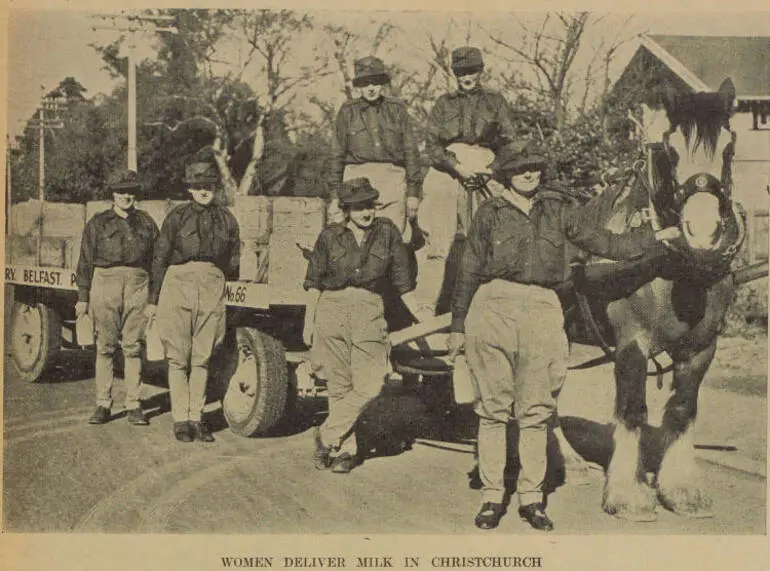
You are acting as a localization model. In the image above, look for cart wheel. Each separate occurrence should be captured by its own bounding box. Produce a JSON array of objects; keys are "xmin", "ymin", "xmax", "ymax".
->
[
  {"xmin": 9, "ymin": 301, "xmax": 62, "ymax": 382},
  {"xmin": 221, "ymin": 327, "xmax": 288, "ymax": 437}
]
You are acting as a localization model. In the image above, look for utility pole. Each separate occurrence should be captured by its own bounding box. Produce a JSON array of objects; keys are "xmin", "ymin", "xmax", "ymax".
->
[
  {"xmin": 5, "ymin": 135, "xmax": 13, "ymax": 236},
  {"xmin": 26, "ymin": 87, "xmax": 65, "ymax": 264},
  {"xmin": 91, "ymin": 11, "xmax": 176, "ymax": 173}
]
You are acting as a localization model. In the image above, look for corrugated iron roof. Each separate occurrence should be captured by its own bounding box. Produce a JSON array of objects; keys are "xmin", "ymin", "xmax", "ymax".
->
[{"xmin": 648, "ymin": 35, "xmax": 770, "ymax": 99}]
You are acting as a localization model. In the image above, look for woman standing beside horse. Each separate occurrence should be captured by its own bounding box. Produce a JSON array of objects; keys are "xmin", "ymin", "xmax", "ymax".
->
[{"xmin": 447, "ymin": 141, "xmax": 680, "ymax": 531}]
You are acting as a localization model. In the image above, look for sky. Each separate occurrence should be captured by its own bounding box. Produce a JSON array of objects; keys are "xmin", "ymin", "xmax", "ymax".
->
[{"xmin": 6, "ymin": 8, "xmax": 770, "ymax": 140}]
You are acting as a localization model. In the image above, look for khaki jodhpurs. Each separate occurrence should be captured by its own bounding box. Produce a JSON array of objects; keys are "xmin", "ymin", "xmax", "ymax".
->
[
  {"xmin": 90, "ymin": 267, "xmax": 149, "ymax": 410},
  {"xmin": 330, "ymin": 163, "xmax": 408, "ymax": 233},
  {"xmin": 465, "ymin": 280, "xmax": 568, "ymax": 505},
  {"xmin": 415, "ymin": 144, "xmax": 494, "ymax": 312},
  {"xmin": 311, "ymin": 288, "xmax": 389, "ymax": 456},
  {"xmin": 156, "ymin": 262, "xmax": 226, "ymax": 422}
]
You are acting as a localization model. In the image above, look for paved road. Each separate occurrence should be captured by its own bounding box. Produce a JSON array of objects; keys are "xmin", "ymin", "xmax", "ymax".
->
[{"xmin": 2, "ymin": 347, "xmax": 766, "ymax": 535}]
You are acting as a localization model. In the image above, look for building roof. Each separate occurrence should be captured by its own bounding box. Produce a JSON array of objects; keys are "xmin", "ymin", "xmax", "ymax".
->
[{"xmin": 645, "ymin": 35, "xmax": 770, "ymax": 100}]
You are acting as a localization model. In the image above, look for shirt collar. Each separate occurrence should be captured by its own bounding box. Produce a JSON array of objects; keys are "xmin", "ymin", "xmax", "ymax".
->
[
  {"xmin": 108, "ymin": 205, "xmax": 136, "ymax": 220},
  {"xmin": 500, "ymin": 188, "xmax": 533, "ymax": 216},
  {"xmin": 190, "ymin": 200, "xmax": 214, "ymax": 213},
  {"xmin": 450, "ymin": 87, "xmax": 482, "ymax": 98},
  {"xmin": 359, "ymin": 95, "xmax": 384, "ymax": 109}
]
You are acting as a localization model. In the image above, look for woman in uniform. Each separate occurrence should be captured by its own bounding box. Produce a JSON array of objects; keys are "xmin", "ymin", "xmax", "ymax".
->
[
  {"xmin": 304, "ymin": 177, "xmax": 424, "ymax": 473},
  {"xmin": 146, "ymin": 158, "xmax": 240, "ymax": 443}
]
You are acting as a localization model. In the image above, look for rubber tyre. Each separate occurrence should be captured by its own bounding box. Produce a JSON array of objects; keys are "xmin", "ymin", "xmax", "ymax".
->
[
  {"xmin": 9, "ymin": 301, "xmax": 62, "ymax": 382},
  {"xmin": 221, "ymin": 327, "xmax": 288, "ymax": 437}
]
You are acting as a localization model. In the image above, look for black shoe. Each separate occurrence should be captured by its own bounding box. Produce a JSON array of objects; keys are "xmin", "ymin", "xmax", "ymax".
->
[
  {"xmin": 474, "ymin": 502, "xmax": 506, "ymax": 530},
  {"xmin": 330, "ymin": 453, "xmax": 358, "ymax": 474},
  {"xmin": 190, "ymin": 421, "xmax": 215, "ymax": 442},
  {"xmin": 174, "ymin": 421, "xmax": 193, "ymax": 443},
  {"xmin": 314, "ymin": 429, "xmax": 332, "ymax": 470},
  {"xmin": 126, "ymin": 407, "xmax": 149, "ymax": 426},
  {"xmin": 88, "ymin": 406, "xmax": 111, "ymax": 425},
  {"xmin": 518, "ymin": 503, "xmax": 554, "ymax": 531}
]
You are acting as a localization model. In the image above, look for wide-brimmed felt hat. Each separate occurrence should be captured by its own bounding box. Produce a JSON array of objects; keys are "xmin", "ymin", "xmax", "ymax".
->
[
  {"xmin": 451, "ymin": 46, "xmax": 484, "ymax": 74},
  {"xmin": 491, "ymin": 141, "xmax": 548, "ymax": 175},
  {"xmin": 353, "ymin": 56, "xmax": 390, "ymax": 87},
  {"xmin": 339, "ymin": 177, "xmax": 380, "ymax": 206},
  {"xmin": 184, "ymin": 159, "xmax": 219, "ymax": 188},
  {"xmin": 108, "ymin": 169, "xmax": 143, "ymax": 195}
]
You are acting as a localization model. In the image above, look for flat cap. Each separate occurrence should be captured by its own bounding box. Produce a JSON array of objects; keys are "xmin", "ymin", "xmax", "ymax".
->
[
  {"xmin": 451, "ymin": 46, "xmax": 484, "ymax": 73},
  {"xmin": 108, "ymin": 169, "xmax": 143, "ymax": 194},
  {"xmin": 353, "ymin": 56, "xmax": 390, "ymax": 87}
]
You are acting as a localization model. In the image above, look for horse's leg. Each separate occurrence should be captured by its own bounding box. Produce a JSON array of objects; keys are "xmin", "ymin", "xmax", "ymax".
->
[
  {"xmin": 656, "ymin": 340, "xmax": 716, "ymax": 518},
  {"xmin": 603, "ymin": 335, "xmax": 657, "ymax": 521},
  {"xmin": 552, "ymin": 415, "xmax": 596, "ymax": 486}
]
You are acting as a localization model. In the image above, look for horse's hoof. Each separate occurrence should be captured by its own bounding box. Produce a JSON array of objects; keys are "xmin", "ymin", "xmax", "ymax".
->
[
  {"xmin": 603, "ymin": 482, "xmax": 658, "ymax": 522},
  {"xmin": 658, "ymin": 486, "xmax": 714, "ymax": 519},
  {"xmin": 604, "ymin": 505, "xmax": 658, "ymax": 522}
]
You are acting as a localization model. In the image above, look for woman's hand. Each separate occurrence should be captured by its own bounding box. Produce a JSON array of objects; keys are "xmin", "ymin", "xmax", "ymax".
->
[{"xmin": 447, "ymin": 332, "xmax": 465, "ymax": 362}]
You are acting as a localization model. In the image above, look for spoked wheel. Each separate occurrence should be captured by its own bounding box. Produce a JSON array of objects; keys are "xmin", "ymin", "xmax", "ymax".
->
[
  {"xmin": 221, "ymin": 327, "xmax": 288, "ymax": 437},
  {"xmin": 9, "ymin": 301, "xmax": 62, "ymax": 382}
]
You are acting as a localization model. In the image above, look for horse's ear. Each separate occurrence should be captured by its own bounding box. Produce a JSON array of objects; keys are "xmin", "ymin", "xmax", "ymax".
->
[{"xmin": 718, "ymin": 78, "xmax": 736, "ymax": 111}]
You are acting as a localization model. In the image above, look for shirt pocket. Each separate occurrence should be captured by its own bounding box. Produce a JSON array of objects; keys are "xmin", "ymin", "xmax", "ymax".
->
[
  {"xmin": 347, "ymin": 118, "xmax": 371, "ymax": 150},
  {"xmin": 177, "ymin": 223, "xmax": 199, "ymax": 255},
  {"xmin": 365, "ymin": 241, "xmax": 391, "ymax": 280},
  {"xmin": 438, "ymin": 109, "xmax": 462, "ymax": 141},
  {"xmin": 536, "ymin": 225, "xmax": 567, "ymax": 277},
  {"xmin": 489, "ymin": 232, "xmax": 521, "ymax": 270},
  {"xmin": 100, "ymin": 226, "xmax": 124, "ymax": 262}
]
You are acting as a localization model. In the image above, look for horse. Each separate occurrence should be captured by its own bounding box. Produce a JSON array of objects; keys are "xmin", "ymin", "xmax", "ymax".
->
[{"xmin": 566, "ymin": 77, "xmax": 746, "ymax": 521}]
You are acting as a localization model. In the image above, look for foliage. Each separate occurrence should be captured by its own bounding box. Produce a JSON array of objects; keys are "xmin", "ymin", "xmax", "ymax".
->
[{"xmin": 10, "ymin": 10, "xmax": 655, "ymax": 204}]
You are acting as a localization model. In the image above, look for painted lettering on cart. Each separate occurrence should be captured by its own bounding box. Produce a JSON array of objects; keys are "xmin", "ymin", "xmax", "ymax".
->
[
  {"xmin": 225, "ymin": 284, "xmax": 249, "ymax": 305},
  {"xmin": 4, "ymin": 265, "xmax": 78, "ymax": 290}
]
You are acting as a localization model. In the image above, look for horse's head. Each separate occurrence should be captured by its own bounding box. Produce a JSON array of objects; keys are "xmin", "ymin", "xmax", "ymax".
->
[{"xmin": 643, "ymin": 78, "xmax": 744, "ymax": 262}]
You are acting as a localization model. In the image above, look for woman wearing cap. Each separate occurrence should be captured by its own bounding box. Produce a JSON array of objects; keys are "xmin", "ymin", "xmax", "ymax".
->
[
  {"xmin": 447, "ymin": 142, "xmax": 681, "ymax": 531},
  {"xmin": 146, "ymin": 158, "xmax": 240, "ymax": 443},
  {"xmin": 304, "ymin": 177, "xmax": 423, "ymax": 473},
  {"xmin": 75, "ymin": 170, "xmax": 159, "ymax": 426},
  {"xmin": 328, "ymin": 56, "xmax": 422, "ymax": 233},
  {"xmin": 416, "ymin": 46, "xmax": 517, "ymax": 315}
]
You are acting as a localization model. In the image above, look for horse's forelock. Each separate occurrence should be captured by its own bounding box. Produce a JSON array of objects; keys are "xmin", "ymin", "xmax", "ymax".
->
[{"xmin": 665, "ymin": 92, "xmax": 731, "ymax": 160}]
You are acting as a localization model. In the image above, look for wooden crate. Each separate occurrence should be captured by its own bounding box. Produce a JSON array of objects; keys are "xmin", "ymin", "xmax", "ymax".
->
[
  {"xmin": 267, "ymin": 231, "xmax": 317, "ymax": 289},
  {"xmin": 230, "ymin": 196, "xmax": 272, "ymax": 242},
  {"xmin": 271, "ymin": 197, "xmax": 325, "ymax": 236}
]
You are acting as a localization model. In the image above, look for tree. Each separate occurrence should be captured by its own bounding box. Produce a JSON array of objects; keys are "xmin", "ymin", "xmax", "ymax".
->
[{"xmin": 486, "ymin": 12, "xmax": 591, "ymax": 131}]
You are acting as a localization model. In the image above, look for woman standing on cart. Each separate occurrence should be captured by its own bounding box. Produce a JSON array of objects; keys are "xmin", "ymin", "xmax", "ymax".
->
[
  {"xmin": 146, "ymin": 157, "xmax": 240, "ymax": 443},
  {"xmin": 304, "ymin": 177, "xmax": 424, "ymax": 473}
]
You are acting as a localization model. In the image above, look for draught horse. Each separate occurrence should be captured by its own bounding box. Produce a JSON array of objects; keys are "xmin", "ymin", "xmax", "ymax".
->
[{"xmin": 573, "ymin": 78, "xmax": 746, "ymax": 521}]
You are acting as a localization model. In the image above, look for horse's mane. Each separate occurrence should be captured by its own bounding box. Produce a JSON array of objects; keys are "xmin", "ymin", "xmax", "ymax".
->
[{"xmin": 663, "ymin": 91, "xmax": 731, "ymax": 159}]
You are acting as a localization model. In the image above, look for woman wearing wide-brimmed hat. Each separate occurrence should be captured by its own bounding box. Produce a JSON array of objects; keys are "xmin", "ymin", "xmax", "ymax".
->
[
  {"xmin": 328, "ymin": 56, "xmax": 422, "ymax": 234},
  {"xmin": 146, "ymin": 156, "xmax": 240, "ymax": 444},
  {"xmin": 304, "ymin": 177, "xmax": 423, "ymax": 473}
]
